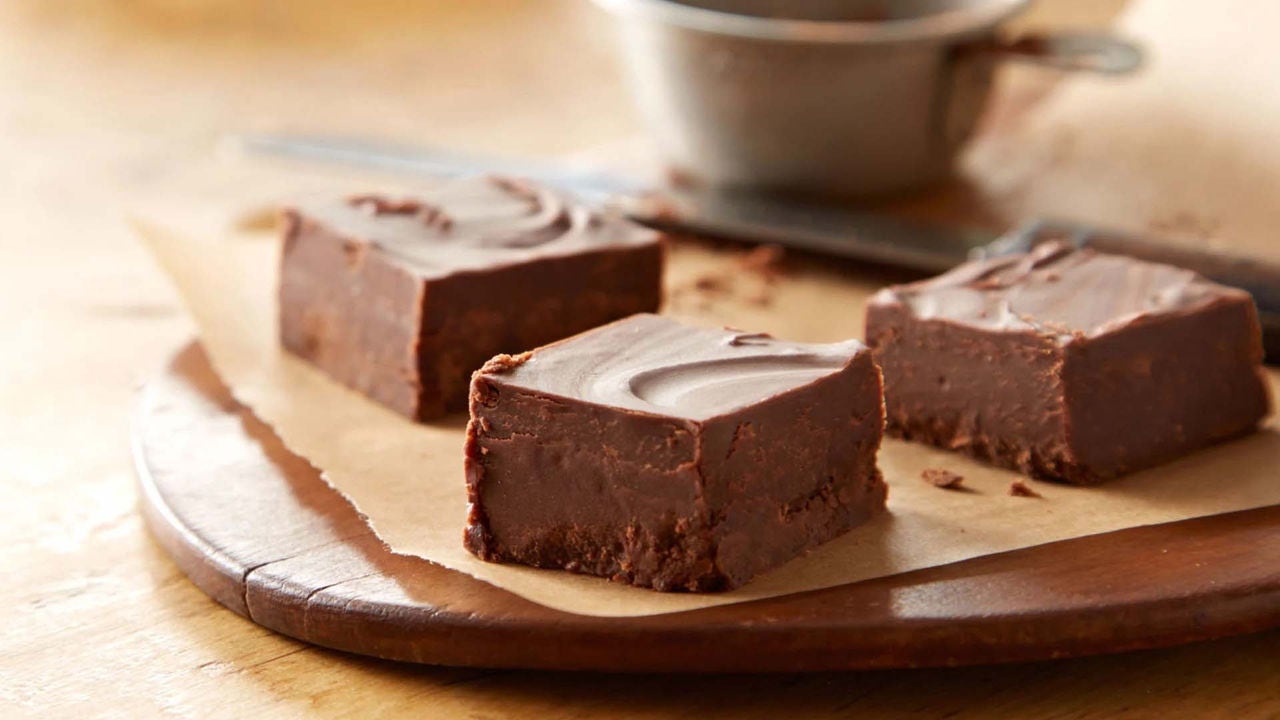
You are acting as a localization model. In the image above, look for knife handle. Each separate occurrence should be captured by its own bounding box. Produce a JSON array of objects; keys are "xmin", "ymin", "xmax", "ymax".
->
[{"xmin": 1020, "ymin": 219, "xmax": 1280, "ymax": 362}]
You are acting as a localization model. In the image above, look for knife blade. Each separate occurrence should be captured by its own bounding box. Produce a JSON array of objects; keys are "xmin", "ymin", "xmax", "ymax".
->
[
  {"xmin": 227, "ymin": 133, "xmax": 1006, "ymax": 271},
  {"xmin": 228, "ymin": 133, "xmax": 1280, "ymax": 362}
]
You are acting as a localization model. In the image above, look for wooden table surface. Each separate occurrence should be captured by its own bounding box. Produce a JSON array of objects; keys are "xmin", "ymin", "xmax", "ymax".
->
[{"xmin": 2, "ymin": 1, "xmax": 1277, "ymax": 717}]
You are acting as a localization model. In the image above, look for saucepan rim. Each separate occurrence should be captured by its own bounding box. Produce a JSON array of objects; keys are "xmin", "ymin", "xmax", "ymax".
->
[{"xmin": 590, "ymin": 0, "xmax": 1032, "ymax": 44}]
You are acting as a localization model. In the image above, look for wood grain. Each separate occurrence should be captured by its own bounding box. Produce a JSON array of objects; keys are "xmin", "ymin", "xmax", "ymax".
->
[
  {"xmin": 134, "ymin": 342, "xmax": 1280, "ymax": 673},
  {"xmin": 7, "ymin": 0, "xmax": 1280, "ymax": 716}
]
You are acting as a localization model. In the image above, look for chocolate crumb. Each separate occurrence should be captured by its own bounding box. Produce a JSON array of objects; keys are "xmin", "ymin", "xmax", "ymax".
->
[
  {"xmin": 922, "ymin": 468, "xmax": 964, "ymax": 489},
  {"xmin": 672, "ymin": 245, "xmax": 783, "ymax": 308},
  {"xmin": 738, "ymin": 245, "xmax": 786, "ymax": 282},
  {"xmin": 476, "ymin": 352, "xmax": 532, "ymax": 377},
  {"xmin": 1009, "ymin": 480, "xmax": 1042, "ymax": 498},
  {"xmin": 693, "ymin": 275, "xmax": 729, "ymax": 293}
]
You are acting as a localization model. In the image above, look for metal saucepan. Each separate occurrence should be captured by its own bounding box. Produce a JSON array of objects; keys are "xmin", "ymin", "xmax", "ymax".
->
[{"xmin": 592, "ymin": 0, "xmax": 1142, "ymax": 198}]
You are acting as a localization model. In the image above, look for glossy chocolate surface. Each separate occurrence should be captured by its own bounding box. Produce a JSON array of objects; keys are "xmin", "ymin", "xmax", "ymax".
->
[
  {"xmin": 878, "ymin": 242, "xmax": 1248, "ymax": 340},
  {"xmin": 499, "ymin": 314, "xmax": 865, "ymax": 421},
  {"xmin": 302, "ymin": 177, "xmax": 657, "ymax": 277}
]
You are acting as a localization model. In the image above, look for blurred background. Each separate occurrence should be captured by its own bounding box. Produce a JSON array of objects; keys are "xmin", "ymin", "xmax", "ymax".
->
[{"xmin": 0, "ymin": 0, "xmax": 1120, "ymax": 159}]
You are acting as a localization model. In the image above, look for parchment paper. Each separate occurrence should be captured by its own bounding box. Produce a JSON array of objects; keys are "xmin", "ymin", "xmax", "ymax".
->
[{"xmin": 136, "ymin": 217, "xmax": 1280, "ymax": 618}]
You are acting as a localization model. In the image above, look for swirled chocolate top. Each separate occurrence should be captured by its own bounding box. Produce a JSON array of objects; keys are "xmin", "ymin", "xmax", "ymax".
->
[
  {"xmin": 292, "ymin": 175, "xmax": 658, "ymax": 278},
  {"xmin": 478, "ymin": 314, "xmax": 868, "ymax": 421},
  {"xmin": 869, "ymin": 242, "xmax": 1252, "ymax": 341}
]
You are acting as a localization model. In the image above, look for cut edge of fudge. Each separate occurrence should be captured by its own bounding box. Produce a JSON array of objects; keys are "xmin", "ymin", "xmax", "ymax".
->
[{"xmin": 463, "ymin": 314, "xmax": 887, "ymax": 592}]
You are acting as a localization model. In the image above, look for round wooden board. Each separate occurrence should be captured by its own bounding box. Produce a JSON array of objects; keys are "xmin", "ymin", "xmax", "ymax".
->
[{"xmin": 134, "ymin": 342, "xmax": 1280, "ymax": 673}]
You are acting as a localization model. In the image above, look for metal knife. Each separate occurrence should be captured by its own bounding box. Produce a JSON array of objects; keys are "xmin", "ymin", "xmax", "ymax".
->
[{"xmin": 230, "ymin": 133, "xmax": 1280, "ymax": 362}]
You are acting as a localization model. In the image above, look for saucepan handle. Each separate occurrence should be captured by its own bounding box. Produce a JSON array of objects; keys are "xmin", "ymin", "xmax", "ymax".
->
[
  {"xmin": 939, "ymin": 31, "xmax": 1141, "ymax": 161},
  {"xmin": 982, "ymin": 31, "xmax": 1143, "ymax": 74}
]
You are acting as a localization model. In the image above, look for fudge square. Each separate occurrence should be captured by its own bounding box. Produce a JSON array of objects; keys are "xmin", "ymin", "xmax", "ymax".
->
[
  {"xmin": 279, "ymin": 176, "xmax": 663, "ymax": 420},
  {"xmin": 866, "ymin": 242, "xmax": 1270, "ymax": 485},
  {"xmin": 463, "ymin": 314, "xmax": 886, "ymax": 592}
]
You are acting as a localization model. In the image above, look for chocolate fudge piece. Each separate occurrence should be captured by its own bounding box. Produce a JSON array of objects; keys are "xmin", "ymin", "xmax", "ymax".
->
[
  {"xmin": 464, "ymin": 314, "xmax": 886, "ymax": 592},
  {"xmin": 866, "ymin": 242, "xmax": 1271, "ymax": 485},
  {"xmin": 279, "ymin": 177, "xmax": 664, "ymax": 420}
]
